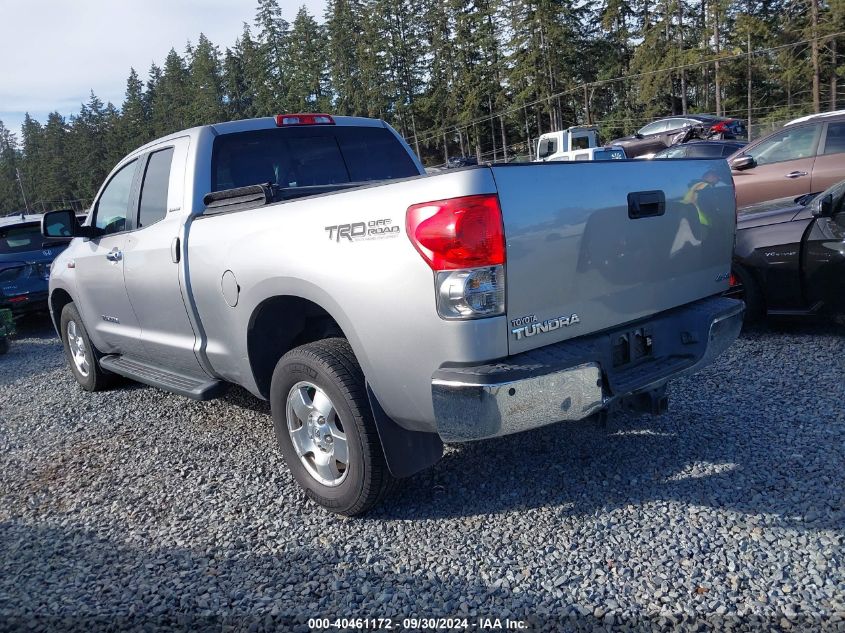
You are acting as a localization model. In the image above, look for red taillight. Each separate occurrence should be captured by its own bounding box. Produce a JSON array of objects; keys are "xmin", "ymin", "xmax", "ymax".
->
[
  {"xmin": 7, "ymin": 296, "xmax": 27, "ymax": 303},
  {"xmin": 406, "ymin": 194, "xmax": 506, "ymax": 271},
  {"xmin": 275, "ymin": 113, "xmax": 335, "ymax": 126},
  {"xmin": 711, "ymin": 119, "xmax": 732, "ymax": 133},
  {"xmin": 729, "ymin": 273, "xmax": 739, "ymax": 287}
]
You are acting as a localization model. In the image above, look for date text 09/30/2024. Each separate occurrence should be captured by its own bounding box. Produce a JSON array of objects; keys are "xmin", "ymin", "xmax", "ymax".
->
[{"xmin": 308, "ymin": 617, "xmax": 528, "ymax": 630}]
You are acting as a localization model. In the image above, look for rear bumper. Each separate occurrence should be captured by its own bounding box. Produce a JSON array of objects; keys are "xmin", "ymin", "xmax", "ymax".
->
[
  {"xmin": 1, "ymin": 291, "xmax": 49, "ymax": 316},
  {"xmin": 432, "ymin": 296, "xmax": 743, "ymax": 442}
]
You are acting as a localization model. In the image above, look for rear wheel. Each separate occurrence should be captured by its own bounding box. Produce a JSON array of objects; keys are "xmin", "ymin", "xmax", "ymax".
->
[
  {"xmin": 270, "ymin": 338, "xmax": 393, "ymax": 516},
  {"xmin": 60, "ymin": 302, "xmax": 112, "ymax": 391},
  {"xmin": 725, "ymin": 266, "xmax": 764, "ymax": 323}
]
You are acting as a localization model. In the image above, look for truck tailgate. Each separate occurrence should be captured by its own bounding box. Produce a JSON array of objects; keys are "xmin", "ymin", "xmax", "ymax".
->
[{"xmin": 492, "ymin": 160, "xmax": 735, "ymax": 354}]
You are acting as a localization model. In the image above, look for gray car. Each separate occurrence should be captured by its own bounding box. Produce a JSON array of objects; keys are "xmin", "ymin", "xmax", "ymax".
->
[{"xmin": 42, "ymin": 114, "xmax": 743, "ymax": 515}]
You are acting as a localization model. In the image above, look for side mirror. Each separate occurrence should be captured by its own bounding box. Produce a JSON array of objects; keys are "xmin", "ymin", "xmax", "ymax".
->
[
  {"xmin": 731, "ymin": 155, "xmax": 756, "ymax": 171},
  {"xmin": 537, "ymin": 139, "xmax": 552, "ymax": 159},
  {"xmin": 41, "ymin": 209, "xmax": 99, "ymax": 240},
  {"xmin": 814, "ymin": 193, "xmax": 834, "ymax": 218},
  {"xmin": 635, "ymin": 133, "xmax": 644, "ymax": 139}
]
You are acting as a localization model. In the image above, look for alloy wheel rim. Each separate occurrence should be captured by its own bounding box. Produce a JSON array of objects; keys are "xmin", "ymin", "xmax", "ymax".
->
[
  {"xmin": 66, "ymin": 320, "xmax": 90, "ymax": 377},
  {"xmin": 285, "ymin": 381, "xmax": 349, "ymax": 487}
]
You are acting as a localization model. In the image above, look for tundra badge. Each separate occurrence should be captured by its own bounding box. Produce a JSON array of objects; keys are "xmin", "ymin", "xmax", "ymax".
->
[{"xmin": 511, "ymin": 314, "xmax": 580, "ymax": 340}]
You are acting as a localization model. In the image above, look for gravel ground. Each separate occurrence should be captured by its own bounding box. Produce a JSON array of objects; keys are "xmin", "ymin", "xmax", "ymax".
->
[{"xmin": 0, "ymin": 315, "xmax": 843, "ymax": 632}]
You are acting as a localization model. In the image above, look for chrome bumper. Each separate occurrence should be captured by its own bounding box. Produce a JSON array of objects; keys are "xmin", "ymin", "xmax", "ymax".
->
[{"xmin": 432, "ymin": 297, "xmax": 744, "ymax": 443}]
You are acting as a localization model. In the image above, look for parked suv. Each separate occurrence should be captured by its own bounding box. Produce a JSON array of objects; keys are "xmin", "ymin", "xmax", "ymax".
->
[{"xmin": 729, "ymin": 112, "xmax": 845, "ymax": 207}]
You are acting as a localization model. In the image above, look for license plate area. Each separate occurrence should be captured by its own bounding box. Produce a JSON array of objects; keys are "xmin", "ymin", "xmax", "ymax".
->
[{"xmin": 612, "ymin": 327, "xmax": 654, "ymax": 368}]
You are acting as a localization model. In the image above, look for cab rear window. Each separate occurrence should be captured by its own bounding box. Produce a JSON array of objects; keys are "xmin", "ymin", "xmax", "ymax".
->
[
  {"xmin": 211, "ymin": 125, "xmax": 419, "ymax": 192},
  {"xmin": 0, "ymin": 223, "xmax": 41, "ymax": 254}
]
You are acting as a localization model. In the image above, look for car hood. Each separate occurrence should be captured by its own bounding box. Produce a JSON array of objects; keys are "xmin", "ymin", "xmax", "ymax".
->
[
  {"xmin": 607, "ymin": 135, "xmax": 637, "ymax": 146},
  {"xmin": 737, "ymin": 195, "xmax": 809, "ymax": 229}
]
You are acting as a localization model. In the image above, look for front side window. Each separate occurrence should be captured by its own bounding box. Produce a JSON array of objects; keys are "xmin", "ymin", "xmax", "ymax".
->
[
  {"xmin": 747, "ymin": 125, "xmax": 819, "ymax": 165},
  {"xmin": 822, "ymin": 122, "xmax": 845, "ymax": 155},
  {"xmin": 638, "ymin": 120, "xmax": 666, "ymax": 136},
  {"xmin": 95, "ymin": 160, "xmax": 137, "ymax": 235},
  {"xmin": 138, "ymin": 148, "xmax": 174, "ymax": 228},
  {"xmin": 571, "ymin": 136, "xmax": 590, "ymax": 150}
]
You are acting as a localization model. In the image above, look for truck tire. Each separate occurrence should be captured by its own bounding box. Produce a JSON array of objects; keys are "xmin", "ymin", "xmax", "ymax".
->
[
  {"xmin": 270, "ymin": 338, "xmax": 394, "ymax": 516},
  {"xmin": 60, "ymin": 302, "xmax": 112, "ymax": 392}
]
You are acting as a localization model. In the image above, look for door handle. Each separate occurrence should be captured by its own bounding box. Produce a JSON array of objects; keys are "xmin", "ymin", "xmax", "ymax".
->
[
  {"xmin": 784, "ymin": 171, "xmax": 808, "ymax": 179},
  {"xmin": 628, "ymin": 190, "xmax": 666, "ymax": 219},
  {"xmin": 105, "ymin": 248, "xmax": 122, "ymax": 262},
  {"xmin": 170, "ymin": 237, "xmax": 180, "ymax": 263}
]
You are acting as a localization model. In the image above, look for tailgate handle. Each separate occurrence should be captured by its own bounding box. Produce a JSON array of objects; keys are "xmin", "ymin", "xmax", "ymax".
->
[{"xmin": 628, "ymin": 190, "xmax": 666, "ymax": 219}]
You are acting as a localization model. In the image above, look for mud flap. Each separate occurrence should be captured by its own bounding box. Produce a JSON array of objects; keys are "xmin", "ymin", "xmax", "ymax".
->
[{"xmin": 367, "ymin": 385, "xmax": 444, "ymax": 478}]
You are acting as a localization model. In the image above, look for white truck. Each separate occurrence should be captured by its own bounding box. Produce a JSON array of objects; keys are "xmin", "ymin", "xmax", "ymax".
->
[{"xmin": 534, "ymin": 126, "xmax": 626, "ymax": 162}]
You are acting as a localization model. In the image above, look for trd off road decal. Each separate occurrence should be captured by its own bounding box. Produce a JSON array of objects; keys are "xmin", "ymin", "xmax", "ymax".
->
[{"xmin": 325, "ymin": 218, "xmax": 400, "ymax": 242}]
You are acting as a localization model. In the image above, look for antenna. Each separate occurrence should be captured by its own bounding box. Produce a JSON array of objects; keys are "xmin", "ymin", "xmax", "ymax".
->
[{"xmin": 15, "ymin": 168, "xmax": 30, "ymax": 217}]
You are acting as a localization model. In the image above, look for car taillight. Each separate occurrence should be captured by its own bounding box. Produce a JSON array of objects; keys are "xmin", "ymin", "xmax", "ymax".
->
[
  {"xmin": 711, "ymin": 120, "xmax": 732, "ymax": 133},
  {"xmin": 406, "ymin": 194, "xmax": 506, "ymax": 319},
  {"xmin": 275, "ymin": 113, "xmax": 334, "ymax": 126},
  {"xmin": 406, "ymin": 194, "xmax": 505, "ymax": 270}
]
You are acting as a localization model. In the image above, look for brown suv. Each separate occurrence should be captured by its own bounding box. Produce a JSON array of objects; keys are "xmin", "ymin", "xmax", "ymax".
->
[{"xmin": 729, "ymin": 111, "xmax": 845, "ymax": 207}]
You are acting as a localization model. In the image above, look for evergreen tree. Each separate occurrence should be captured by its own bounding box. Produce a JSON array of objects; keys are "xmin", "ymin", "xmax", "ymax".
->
[
  {"xmin": 254, "ymin": 0, "xmax": 290, "ymax": 114},
  {"xmin": 118, "ymin": 68, "xmax": 150, "ymax": 156},
  {"xmin": 39, "ymin": 112, "xmax": 71, "ymax": 204},
  {"xmin": 18, "ymin": 114, "xmax": 44, "ymax": 210},
  {"xmin": 0, "ymin": 121, "xmax": 23, "ymax": 213},
  {"xmin": 222, "ymin": 25, "xmax": 262, "ymax": 120},
  {"xmin": 286, "ymin": 8, "xmax": 331, "ymax": 111},
  {"xmin": 151, "ymin": 49, "xmax": 190, "ymax": 135},
  {"xmin": 325, "ymin": 0, "xmax": 362, "ymax": 115},
  {"xmin": 68, "ymin": 92, "xmax": 109, "ymax": 200},
  {"xmin": 188, "ymin": 33, "xmax": 225, "ymax": 125}
]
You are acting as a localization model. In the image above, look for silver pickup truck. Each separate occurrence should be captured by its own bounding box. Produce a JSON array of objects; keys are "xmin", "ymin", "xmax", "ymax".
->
[{"xmin": 42, "ymin": 114, "xmax": 743, "ymax": 515}]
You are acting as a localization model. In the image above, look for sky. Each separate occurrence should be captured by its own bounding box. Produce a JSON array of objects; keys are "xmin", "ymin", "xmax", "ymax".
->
[{"xmin": 0, "ymin": 0, "xmax": 325, "ymax": 138}]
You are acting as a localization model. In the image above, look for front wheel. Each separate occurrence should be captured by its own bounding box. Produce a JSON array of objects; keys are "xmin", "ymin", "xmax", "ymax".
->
[
  {"xmin": 270, "ymin": 338, "xmax": 393, "ymax": 516},
  {"xmin": 60, "ymin": 302, "xmax": 112, "ymax": 391}
]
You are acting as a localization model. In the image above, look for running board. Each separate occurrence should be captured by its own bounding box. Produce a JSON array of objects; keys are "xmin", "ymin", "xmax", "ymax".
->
[
  {"xmin": 768, "ymin": 301, "xmax": 824, "ymax": 317},
  {"xmin": 99, "ymin": 355, "xmax": 227, "ymax": 400}
]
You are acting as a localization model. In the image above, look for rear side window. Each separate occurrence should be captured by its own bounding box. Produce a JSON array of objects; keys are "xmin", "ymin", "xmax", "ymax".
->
[
  {"xmin": 822, "ymin": 122, "xmax": 845, "ymax": 155},
  {"xmin": 211, "ymin": 126, "xmax": 419, "ymax": 192},
  {"xmin": 0, "ymin": 223, "xmax": 41, "ymax": 254},
  {"xmin": 138, "ymin": 148, "xmax": 174, "ymax": 228}
]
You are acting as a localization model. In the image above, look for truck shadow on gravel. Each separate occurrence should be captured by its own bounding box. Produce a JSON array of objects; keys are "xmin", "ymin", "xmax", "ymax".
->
[{"xmin": 0, "ymin": 519, "xmax": 831, "ymax": 632}]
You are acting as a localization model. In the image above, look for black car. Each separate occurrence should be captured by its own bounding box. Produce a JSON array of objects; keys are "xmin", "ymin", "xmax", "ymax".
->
[
  {"xmin": 726, "ymin": 179, "xmax": 845, "ymax": 321},
  {"xmin": 653, "ymin": 140, "xmax": 747, "ymax": 159},
  {"xmin": 610, "ymin": 115, "xmax": 747, "ymax": 158}
]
